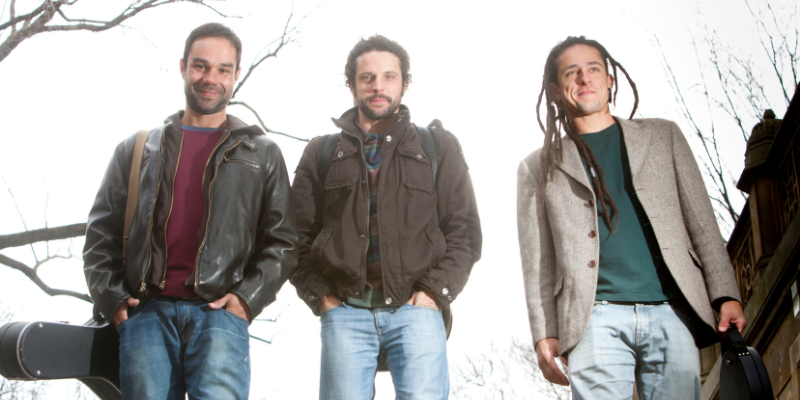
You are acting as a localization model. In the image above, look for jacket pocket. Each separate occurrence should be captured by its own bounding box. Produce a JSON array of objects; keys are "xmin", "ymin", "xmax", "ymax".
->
[
  {"xmin": 424, "ymin": 226, "xmax": 447, "ymax": 269},
  {"xmin": 553, "ymin": 275, "xmax": 564, "ymax": 298},
  {"xmin": 325, "ymin": 144, "xmax": 359, "ymax": 189},
  {"xmin": 224, "ymin": 156, "xmax": 264, "ymax": 170},
  {"xmin": 311, "ymin": 225, "xmax": 333, "ymax": 264},
  {"xmin": 688, "ymin": 248, "xmax": 702, "ymax": 269},
  {"xmin": 397, "ymin": 146, "xmax": 434, "ymax": 193}
]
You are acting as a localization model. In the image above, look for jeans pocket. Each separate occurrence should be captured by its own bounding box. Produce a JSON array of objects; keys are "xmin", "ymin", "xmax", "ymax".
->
[{"xmin": 116, "ymin": 300, "xmax": 149, "ymax": 331}]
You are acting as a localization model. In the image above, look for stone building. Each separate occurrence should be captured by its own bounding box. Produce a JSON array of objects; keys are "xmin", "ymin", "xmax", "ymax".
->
[{"xmin": 700, "ymin": 88, "xmax": 800, "ymax": 399}]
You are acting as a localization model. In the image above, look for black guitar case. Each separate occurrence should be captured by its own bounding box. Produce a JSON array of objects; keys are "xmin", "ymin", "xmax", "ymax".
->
[
  {"xmin": 0, "ymin": 316, "xmax": 121, "ymax": 400},
  {"xmin": 720, "ymin": 326, "xmax": 774, "ymax": 400}
]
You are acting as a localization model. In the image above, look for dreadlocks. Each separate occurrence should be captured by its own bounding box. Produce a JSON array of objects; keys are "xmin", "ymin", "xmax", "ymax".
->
[{"xmin": 536, "ymin": 36, "xmax": 639, "ymax": 232}]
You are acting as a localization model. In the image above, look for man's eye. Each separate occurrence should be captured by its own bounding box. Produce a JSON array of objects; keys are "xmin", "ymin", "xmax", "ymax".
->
[{"xmin": 194, "ymin": 64, "xmax": 205, "ymax": 70}]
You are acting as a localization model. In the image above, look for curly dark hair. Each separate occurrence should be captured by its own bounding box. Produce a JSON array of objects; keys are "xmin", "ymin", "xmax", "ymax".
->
[
  {"xmin": 183, "ymin": 23, "xmax": 242, "ymax": 71},
  {"xmin": 536, "ymin": 36, "xmax": 639, "ymax": 232},
  {"xmin": 345, "ymin": 35, "xmax": 411, "ymax": 88}
]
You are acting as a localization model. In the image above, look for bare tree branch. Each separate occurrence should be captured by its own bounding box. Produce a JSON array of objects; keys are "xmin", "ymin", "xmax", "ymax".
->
[
  {"xmin": 0, "ymin": 253, "xmax": 91, "ymax": 302},
  {"xmin": 0, "ymin": 223, "xmax": 85, "ymax": 251},
  {"xmin": 0, "ymin": 0, "xmax": 232, "ymax": 64},
  {"xmin": 229, "ymin": 101, "xmax": 309, "ymax": 142}
]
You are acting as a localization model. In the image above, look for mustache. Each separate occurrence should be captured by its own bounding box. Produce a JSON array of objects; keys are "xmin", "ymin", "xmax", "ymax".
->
[
  {"xmin": 193, "ymin": 83, "xmax": 225, "ymax": 95},
  {"xmin": 366, "ymin": 94, "xmax": 392, "ymax": 103}
]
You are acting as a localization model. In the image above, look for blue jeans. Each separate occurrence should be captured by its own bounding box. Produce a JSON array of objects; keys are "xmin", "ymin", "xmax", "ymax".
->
[
  {"xmin": 567, "ymin": 301, "xmax": 701, "ymax": 400},
  {"xmin": 319, "ymin": 303, "xmax": 448, "ymax": 400},
  {"xmin": 117, "ymin": 297, "xmax": 250, "ymax": 400}
]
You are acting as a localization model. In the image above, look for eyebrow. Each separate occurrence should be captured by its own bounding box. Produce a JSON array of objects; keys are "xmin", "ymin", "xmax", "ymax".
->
[
  {"xmin": 191, "ymin": 57, "xmax": 234, "ymax": 68},
  {"xmin": 561, "ymin": 60, "xmax": 604, "ymax": 73}
]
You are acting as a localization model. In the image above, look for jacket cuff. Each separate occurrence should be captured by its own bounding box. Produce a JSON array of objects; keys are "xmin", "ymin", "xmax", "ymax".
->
[
  {"xmin": 414, "ymin": 269, "xmax": 456, "ymax": 310},
  {"xmin": 300, "ymin": 275, "xmax": 333, "ymax": 316}
]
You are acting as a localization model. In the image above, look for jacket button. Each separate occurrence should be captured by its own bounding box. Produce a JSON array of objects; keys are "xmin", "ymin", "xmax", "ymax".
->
[
  {"xmin": 385, "ymin": 298, "xmax": 392, "ymax": 305},
  {"xmin": 249, "ymin": 143, "xmax": 255, "ymax": 148},
  {"xmin": 447, "ymin": 296, "xmax": 452, "ymax": 301},
  {"xmin": 588, "ymin": 260, "xmax": 597, "ymax": 268},
  {"xmin": 442, "ymin": 288, "xmax": 449, "ymax": 295},
  {"xmin": 354, "ymin": 291, "xmax": 360, "ymax": 296},
  {"xmin": 386, "ymin": 136, "xmax": 392, "ymax": 142},
  {"xmin": 361, "ymin": 234, "xmax": 365, "ymax": 238},
  {"xmin": 308, "ymin": 294, "xmax": 316, "ymax": 300},
  {"xmin": 416, "ymin": 154, "xmax": 422, "ymax": 159},
  {"xmin": 589, "ymin": 230, "xmax": 597, "ymax": 238},
  {"xmin": 589, "ymin": 199, "xmax": 595, "ymax": 207}
]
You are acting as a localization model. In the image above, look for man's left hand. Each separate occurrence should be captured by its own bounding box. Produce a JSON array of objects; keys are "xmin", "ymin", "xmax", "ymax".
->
[
  {"xmin": 209, "ymin": 293, "xmax": 252, "ymax": 321},
  {"xmin": 717, "ymin": 300, "xmax": 746, "ymax": 340},
  {"xmin": 407, "ymin": 290, "xmax": 440, "ymax": 310}
]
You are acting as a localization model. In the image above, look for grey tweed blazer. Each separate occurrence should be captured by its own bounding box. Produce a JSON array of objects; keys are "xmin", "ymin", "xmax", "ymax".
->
[{"xmin": 517, "ymin": 117, "xmax": 741, "ymax": 355}]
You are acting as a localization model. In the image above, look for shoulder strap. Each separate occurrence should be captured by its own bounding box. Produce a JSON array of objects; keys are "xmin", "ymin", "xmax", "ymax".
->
[
  {"xmin": 415, "ymin": 124, "xmax": 439, "ymax": 186},
  {"xmin": 122, "ymin": 129, "xmax": 149, "ymax": 264},
  {"xmin": 316, "ymin": 133, "xmax": 340, "ymax": 187}
]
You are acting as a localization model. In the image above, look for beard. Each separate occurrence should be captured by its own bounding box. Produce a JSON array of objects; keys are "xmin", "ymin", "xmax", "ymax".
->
[
  {"xmin": 356, "ymin": 93, "xmax": 401, "ymax": 121},
  {"xmin": 185, "ymin": 81, "xmax": 230, "ymax": 115}
]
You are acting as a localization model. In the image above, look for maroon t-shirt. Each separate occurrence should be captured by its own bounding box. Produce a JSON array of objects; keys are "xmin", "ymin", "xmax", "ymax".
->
[{"xmin": 157, "ymin": 126, "xmax": 224, "ymax": 298}]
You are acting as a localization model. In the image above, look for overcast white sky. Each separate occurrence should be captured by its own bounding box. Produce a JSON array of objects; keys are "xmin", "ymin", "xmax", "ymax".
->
[{"xmin": 0, "ymin": 0, "xmax": 795, "ymax": 398}]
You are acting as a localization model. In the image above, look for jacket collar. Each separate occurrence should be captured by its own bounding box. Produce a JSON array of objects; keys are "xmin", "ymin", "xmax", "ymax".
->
[
  {"xmin": 163, "ymin": 110, "xmax": 265, "ymax": 151},
  {"xmin": 331, "ymin": 104, "xmax": 411, "ymax": 140},
  {"xmin": 557, "ymin": 116, "xmax": 653, "ymax": 194}
]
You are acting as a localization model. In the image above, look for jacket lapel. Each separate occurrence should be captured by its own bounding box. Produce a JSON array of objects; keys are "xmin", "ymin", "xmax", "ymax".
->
[
  {"xmin": 557, "ymin": 137, "xmax": 594, "ymax": 194},
  {"xmin": 616, "ymin": 117, "xmax": 652, "ymax": 182}
]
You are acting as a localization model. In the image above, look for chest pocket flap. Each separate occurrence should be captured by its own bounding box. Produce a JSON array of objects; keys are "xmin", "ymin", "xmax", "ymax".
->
[
  {"xmin": 397, "ymin": 145, "xmax": 434, "ymax": 193},
  {"xmin": 326, "ymin": 141, "xmax": 359, "ymax": 189}
]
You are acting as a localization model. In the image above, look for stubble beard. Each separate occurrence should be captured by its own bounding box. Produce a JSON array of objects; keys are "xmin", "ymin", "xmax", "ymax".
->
[
  {"xmin": 185, "ymin": 81, "xmax": 230, "ymax": 116},
  {"xmin": 357, "ymin": 93, "xmax": 401, "ymax": 121}
]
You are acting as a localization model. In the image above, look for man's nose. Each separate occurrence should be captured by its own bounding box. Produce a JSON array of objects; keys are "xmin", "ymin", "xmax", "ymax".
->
[
  {"xmin": 576, "ymin": 69, "xmax": 591, "ymax": 85},
  {"xmin": 372, "ymin": 77, "xmax": 385, "ymax": 92}
]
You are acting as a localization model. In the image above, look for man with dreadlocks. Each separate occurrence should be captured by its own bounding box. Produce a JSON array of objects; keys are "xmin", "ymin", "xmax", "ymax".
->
[{"xmin": 517, "ymin": 36, "xmax": 745, "ymax": 399}]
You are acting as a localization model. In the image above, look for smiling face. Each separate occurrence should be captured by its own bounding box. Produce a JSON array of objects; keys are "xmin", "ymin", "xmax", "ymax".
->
[
  {"xmin": 351, "ymin": 50, "xmax": 407, "ymax": 124},
  {"xmin": 550, "ymin": 44, "xmax": 614, "ymax": 119},
  {"xmin": 180, "ymin": 36, "xmax": 241, "ymax": 117}
]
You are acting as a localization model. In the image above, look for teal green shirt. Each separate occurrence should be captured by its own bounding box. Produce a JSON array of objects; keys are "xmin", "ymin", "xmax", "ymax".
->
[{"xmin": 580, "ymin": 123, "xmax": 680, "ymax": 302}]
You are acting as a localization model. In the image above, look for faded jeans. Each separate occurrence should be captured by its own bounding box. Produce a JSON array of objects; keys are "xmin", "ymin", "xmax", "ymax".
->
[
  {"xmin": 319, "ymin": 302, "xmax": 448, "ymax": 400},
  {"xmin": 117, "ymin": 296, "xmax": 250, "ymax": 400},
  {"xmin": 567, "ymin": 301, "xmax": 701, "ymax": 400}
]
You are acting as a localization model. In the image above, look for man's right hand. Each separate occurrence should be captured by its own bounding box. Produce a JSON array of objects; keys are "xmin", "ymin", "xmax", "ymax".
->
[
  {"xmin": 535, "ymin": 338, "xmax": 570, "ymax": 386},
  {"xmin": 319, "ymin": 292, "xmax": 342, "ymax": 314},
  {"xmin": 112, "ymin": 297, "xmax": 140, "ymax": 328}
]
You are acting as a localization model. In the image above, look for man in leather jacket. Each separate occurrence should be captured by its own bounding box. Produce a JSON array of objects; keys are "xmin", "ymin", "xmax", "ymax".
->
[
  {"xmin": 83, "ymin": 23, "xmax": 297, "ymax": 399},
  {"xmin": 290, "ymin": 35, "xmax": 482, "ymax": 400}
]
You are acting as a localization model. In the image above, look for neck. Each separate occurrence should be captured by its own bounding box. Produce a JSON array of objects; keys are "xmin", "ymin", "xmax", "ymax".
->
[
  {"xmin": 570, "ymin": 110, "xmax": 616, "ymax": 134},
  {"xmin": 358, "ymin": 110, "xmax": 399, "ymax": 134},
  {"xmin": 181, "ymin": 106, "xmax": 229, "ymax": 129}
]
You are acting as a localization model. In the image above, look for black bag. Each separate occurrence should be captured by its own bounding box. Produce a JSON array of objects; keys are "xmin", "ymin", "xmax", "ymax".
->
[
  {"xmin": 0, "ymin": 315, "xmax": 121, "ymax": 400},
  {"xmin": 719, "ymin": 326, "xmax": 774, "ymax": 400}
]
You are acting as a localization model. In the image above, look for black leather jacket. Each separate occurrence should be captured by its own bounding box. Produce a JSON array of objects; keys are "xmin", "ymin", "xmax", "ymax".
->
[{"xmin": 83, "ymin": 112, "xmax": 298, "ymax": 322}]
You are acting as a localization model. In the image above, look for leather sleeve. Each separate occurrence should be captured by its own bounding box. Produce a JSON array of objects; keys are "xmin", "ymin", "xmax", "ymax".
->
[
  {"xmin": 413, "ymin": 121, "xmax": 483, "ymax": 309},
  {"xmin": 670, "ymin": 121, "xmax": 742, "ymax": 305},
  {"xmin": 82, "ymin": 134, "xmax": 138, "ymax": 322},
  {"xmin": 230, "ymin": 141, "xmax": 299, "ymax": 319},
  {"xmin": 516, "ymin": 152, "xmax": 560, "ymax": 346},
  {"xmin": 289, "ymin": 137, "xmax": 335, "ymax": 314}
]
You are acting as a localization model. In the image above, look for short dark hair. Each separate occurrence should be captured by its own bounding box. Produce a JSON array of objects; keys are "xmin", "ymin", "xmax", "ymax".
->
[
  {"xmin": 345, "ymin": 35, "xmax": 411, "ymax": 88},
  {"xmin": 183, "ymin": 23, "xmax": 242, "ymax": 70}
]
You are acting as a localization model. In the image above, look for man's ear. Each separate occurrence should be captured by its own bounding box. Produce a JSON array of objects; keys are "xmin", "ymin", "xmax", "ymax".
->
[
  {"xmin": 179, "ymin": 59, "xmax": 186, "ymax": 79},
  {"xmin": 549, "ymin": 82, "xmax": 562, "ymax": 101},
  {"xmin": 235, "ymin": 67, "xmax": 242, "ymax": 82},
  {"xmin": 402, "ymin": 83, "xmax": 409, "ymax": 96}
]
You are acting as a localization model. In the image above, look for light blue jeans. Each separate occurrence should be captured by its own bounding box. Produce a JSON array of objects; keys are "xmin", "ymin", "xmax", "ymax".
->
[
  {"xmin": 319, "ymin": 302, "xmax": 448, "ymax": 400},
  {"xmin": 567, "ymin": 301, "xmax": 701, "ymax": 400},
  {"xmin": 117, "ymin": 297, "xmax": 250, "ymax": 400}
]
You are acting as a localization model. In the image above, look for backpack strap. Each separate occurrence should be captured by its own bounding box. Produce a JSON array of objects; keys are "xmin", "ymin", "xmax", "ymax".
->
[
  {"xmin": 315, "ymin": 133, "xmax": 340, "ymax": 188},
  {"xmin": 122, "ymin": 129, "xmax": 149, "ymax": 265},
  {"xmin": 415, "ymin": 124, "xmax": 439, "ymax": 187}
]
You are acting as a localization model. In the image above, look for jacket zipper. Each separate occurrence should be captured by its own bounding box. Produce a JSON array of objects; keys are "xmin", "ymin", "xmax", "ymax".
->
[
  {"xmin": 139, "ymin": 124, "xmax": 170, "ymax": 292},
  {"xmin": 159, "ymin": 130, "xmax": 185, "ymax": 289},
  {"xmin": 341, "ymin": 129, "xmax": 371, "ymax": 296},
  {"xmin": 224, "ymin": 156, "xmax": 261, "ymax": 168},
  {"xmin": 194, "ymin": 135, "xmax": 240, "ymax": 290}
]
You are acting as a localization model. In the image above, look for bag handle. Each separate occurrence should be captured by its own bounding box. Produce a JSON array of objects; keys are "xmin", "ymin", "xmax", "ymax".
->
[{"xmin": 122, "ymin": 129, "xmax": 149, "ymax": 264}]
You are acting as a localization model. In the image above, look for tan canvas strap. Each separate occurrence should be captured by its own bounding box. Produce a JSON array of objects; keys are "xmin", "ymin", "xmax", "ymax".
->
[{"xmin": 122, "ymin": 129, "xmax": 150, "ymax": 263}]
